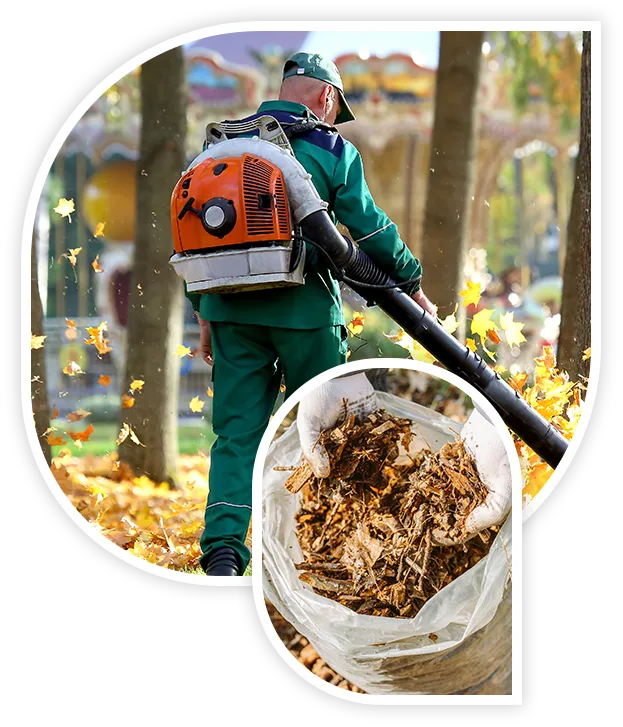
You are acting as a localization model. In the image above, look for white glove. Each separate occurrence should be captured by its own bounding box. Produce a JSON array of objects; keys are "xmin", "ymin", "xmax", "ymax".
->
[
  {"xmin": 461, "ymin": 406, "xmax": 512, "ymax": 534},
  {"xmin": 297, "ymin": 373, "xmax": 377, "ymax": 478}
]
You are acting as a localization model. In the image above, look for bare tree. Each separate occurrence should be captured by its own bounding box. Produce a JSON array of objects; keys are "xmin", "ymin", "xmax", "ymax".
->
[
  {"xmin": 421, "ymin": 32, "xmax": 484, "ymax": 322},
  {"xmin": 31, "ymin": 229, "xmax": 51, "ymax": 465},
  {"xmin": 118, "ymin": 47, "xmax": 187, "ymax": 483},
  {"xmin": 558, "ymin": 31, "xmax": 591, "ymax": 381}
]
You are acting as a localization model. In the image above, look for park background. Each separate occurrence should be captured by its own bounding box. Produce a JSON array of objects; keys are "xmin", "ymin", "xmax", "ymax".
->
[{"xmin": 29, "ymin": 28, "xmax": 591, "ymax": 574}]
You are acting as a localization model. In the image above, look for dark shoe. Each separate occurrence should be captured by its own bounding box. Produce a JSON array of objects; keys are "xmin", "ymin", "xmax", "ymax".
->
[{"xmin": 205, "ymin": 547, "xmax": 240, "ymax": 576}]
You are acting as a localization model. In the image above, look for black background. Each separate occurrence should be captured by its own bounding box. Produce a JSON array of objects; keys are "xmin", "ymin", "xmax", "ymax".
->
[{"xmin": 18, "ymin": 19, "xmax": 596, "ymax": 708}]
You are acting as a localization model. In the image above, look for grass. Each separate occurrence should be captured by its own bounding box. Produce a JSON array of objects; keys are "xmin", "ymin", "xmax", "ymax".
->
[
  {"xmin": 180, "ymin": 563, "xmax": 252, "ymax": 577},
  {"xmin": 50, "ymin": 420, "xmax": 216, "ymax": 458}
]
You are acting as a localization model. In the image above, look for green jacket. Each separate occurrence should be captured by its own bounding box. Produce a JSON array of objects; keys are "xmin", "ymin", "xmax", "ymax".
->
[{"xmin": 185, "ymin": 100, "xmax": 422, "ymax": 329}]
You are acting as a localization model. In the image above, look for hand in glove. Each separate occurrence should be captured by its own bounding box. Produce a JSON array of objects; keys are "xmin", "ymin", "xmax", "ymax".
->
[
  {"xmin": 436, "ymin": 406, "xmax": 512, "ymax": 544},
  {"xmin": 298, "ymin": 373, "xmax": 377, "ymax": 478}
]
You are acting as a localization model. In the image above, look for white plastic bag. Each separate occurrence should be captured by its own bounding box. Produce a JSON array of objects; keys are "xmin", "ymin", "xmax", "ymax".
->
[{"xmin": 262, "ymin": 391, "xmax": 512, "ymax": 695}]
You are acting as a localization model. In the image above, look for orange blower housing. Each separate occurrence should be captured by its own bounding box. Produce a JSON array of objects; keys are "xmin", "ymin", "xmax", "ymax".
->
[{"xmin": 171, "ymin": 153, "xmax": 293, "ymax": 252}]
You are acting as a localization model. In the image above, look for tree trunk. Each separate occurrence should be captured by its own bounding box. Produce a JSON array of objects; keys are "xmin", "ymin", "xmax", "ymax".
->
[
  {"xmin": 118, "ymin": 47, "xmax": 187, "ymax": 482},
  {"xmin": 420, "ymin": 31, "xmax": 484, "ymax": 324},
  {"xmin": 31, "ymin": 229, "xmax": 51, "ymax": 466},
  {"xmin": 558, "ymin": 31, "xmax": 591, "ymax": 382}
]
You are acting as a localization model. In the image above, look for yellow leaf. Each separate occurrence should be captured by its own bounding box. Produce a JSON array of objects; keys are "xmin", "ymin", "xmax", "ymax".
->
[
  {"xmin": 347, "ymin": 312, "xmax": 365, "ymax": 336},
  {"xmin": 47, "ymin": 433, "xmax": 67, "ymax": 446},
  {"xmin": 582, "ymin": 347, "xmax": 591, "ymax": 361},
  {"xmin": 60, "ymin": 247, "xmax": 82, "ymax": 266},
  {"xmin": 189, "ymin": 396, "xmax": 205, "ymax": 413},
  {"xmin": 499, "ymin": 311, "xmax": 527, "ymax": 348},
  {"xmin": 31, "ymin": 333, "xmax": 46, "ymax": 350},
  {"xmin": 84, "ymin": 321, "xmax": 112, "ymax": 355},
  {"xmin": 440, "ymin": 312, "xmax": 459, "ymax": 334},
  {"xmin": 64, "ymin": 318, "xmax": 78, "ymax": 340},
  {"xmin": 459, "ymin": 281, "xmax": 481, "ymax": 308},
  {"xmin": 98, "ymin": 374, "xmax": 111, "ymax": 387},
  {"xmin": 66, "ymin": 409, "xmax": 91, "ymax": 422},
  {"xmin": 94, "ymin": 222, "xmax": 106, "ymax": 238},
  {"xmin": 53, "ymin": 197, "xmax": 75, "ymax": 220},
  {"xmin": 175, "ymin": 344, "xmax": 192, "ymax": 358},
  {"xmin": 471, "ymin": 308, "xmax": 498, "ymax": 344},
  {"xmin": 130, "ymin": 379, "xmax": 145, "ymax": 392},
  {"xmin": 42, "ymin": 426, "xmax": 57, "ymax": 438},
  {"xmin": 63, "ymin": 360, "xmax": 84, "ymax": 376},
  {"xmin": 465, "ymin": 338, "xmax": 477, "ymax": 353},
  {"xmin": 52, "ymin": 448, "xmax": 72, "ymax": 469},
  {"xmin": 92, "ymin": 255, "xmax": 104, "ymax": 273},
  {"xmin": 117, "ymin": 422, "xmax": 144, "ymax": 447},
  {"xmin": 494, "ymin": 365, "xmax": 507, "ymax": 375},
  {"xmin": 206, "ymin": 388, "xmax": 214, "ymax": 397}
]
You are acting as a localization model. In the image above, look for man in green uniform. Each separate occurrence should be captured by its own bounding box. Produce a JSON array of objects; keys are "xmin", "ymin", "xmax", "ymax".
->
[{"xmin": 186, "ymin": 53, "xmax": 436, "ymax": 576}]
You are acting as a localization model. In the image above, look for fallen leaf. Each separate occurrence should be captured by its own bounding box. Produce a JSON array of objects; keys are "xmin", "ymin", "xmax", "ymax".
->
[
  {"xmin": 121, "ymin": 394, "xmax": 135, "ymax": 408},
  {"xmin": 51, "ymin": 448, "xmax": 72, "ymax": 469},
  {"xmin": 471, "ymin": 308, "xmax": 498, "ymax": 344},
  {"xmin": 68, "ymin": 423, "xmax": 94, "ymax": 442},
  {"xmin": 31, "ymin": 334, "xmax": 46, "ymax": 350},
  {"xmin": 63, "ymin": 361, "xmax": 84, "ymax": 376},
  {"xmin": 175, "ymin": 345, "xmax": 192, "ymax": 358},
  {"xmin": 53, "ymin": 198, "xmax": 75, "ymax": 220},
  {"xmin": 94, "ymin": 222, "xmax": 106, "ymax": 238},
  {"xmin": 459, "ymin": 281, "xmax": 481, "ymax": 308},
  {"xmin": 130, "ymin": 379, "xmax": 145, "ymax": 392},
  {"xmin": 499, "ymin": 312, "xmax": 527, "ymax": 348},
  {"xmin": 66, "ymin": 408, "xmax": 91, "ymax": 422},
  {"xmin": 189, "ymin": 396, "xmax": 205, "ymax": 413},
  {"xmin": 98, "ymin": 375, "xmax": 111, "ymax": 387},
  {"xmin": 347, "ymin": 312, "xmax": 365, "ymax": 336},
  {"xmin": 92, "ymin": 255, "xmax": 104, "ymax": 273}
]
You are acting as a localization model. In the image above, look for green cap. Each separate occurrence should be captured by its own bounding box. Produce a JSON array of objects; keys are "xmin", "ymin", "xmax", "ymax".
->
[{"xmin": 282, "ymin": 52, "xmax": 355, "ymax": 124}]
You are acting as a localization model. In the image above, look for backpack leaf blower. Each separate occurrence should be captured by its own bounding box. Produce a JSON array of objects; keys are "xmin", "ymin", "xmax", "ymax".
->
[{"xmin": 170, "ymin": 119, "xmax": 569, "ymax": 469}]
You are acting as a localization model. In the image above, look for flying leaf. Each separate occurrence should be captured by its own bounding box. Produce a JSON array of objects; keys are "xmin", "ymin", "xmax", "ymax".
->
[
  {"xmin": 53, "ymin": 197, "xmax": 75, "ymax": 220},
  {"xmin": 499, "ymin": 312, "xmax": 527, "ymax": 347},
  {"xmin": 98, "ymin": 374, "xmax": 111, "ymax": 387},
  {"xmin": 471, "ymin": 308, "xmax": 498, "ymax": 344},
  {"xmin": 47, "ymin": 433, "xmax": 67, "ymax": 446},
  {"xmin": 206, "ymin": 388, "xmax": 213, "ymax": 398},
  {"xmin": 129, "ymin": 379, "xmax": 145, "ymax": 392},
  {"xmin": 582, "ymin": 347, "xmax": 591, "ymax": 361},
  {"xmin": 66, "ymin": 408, "xmax": 91, "ymax": 422},
  {"xmin": 459, "ymin": 281, "xmax": 481, "ymax": 308},
  {"xmin": 509, "ymin": 372, "xmax": 529, "ymax": 393},
  {"xmin": 175, "ymin": 344, "xmax": 192, "ymax": 358},
  {"xmin": 121, "ymin": 394, "xmax": 135, "ymax": 408},
  {"xmin": 280, "ymin": 384, "xmax": 286, "ymax": 393},
  {"xmin": 60, "ymin": 247, "xmax": 82, "ymax": 266},
  {"xmin": 42, "ymin": 426, "xmax": 57, "ymax": 438},
  {"xmin": 440, "ymin": 312, "xmax": 459, "ymax": 335},
  {"xmin": 63, "ymin": 360, "xmax": 84, "ymax": 376},
  {"xmin": 51, "ymin": 448, "xmax": 72, "ymax": 469},
  {"xmin": 347, "ymin": 312, "xmax": 365, "ymax": 336},
  {"xmin": 94, "ymin": 222, "xmax": 106, "ymax": 238},
  {"xmin": 465, "ymin": 338, "xmax": 477, "ymax": 353},
  {"xmin": 68, "ymin": 423, "xmax": 94, "ymax": 442},
  {"xmin": 494, "ymin": 365, "xmax": 507, "ymax": 375},
  {"xmin": 51, "ymin": 406, "xmax": 60, "ymax": 419},
  {"xmin": 84, "ymin": 321, "xmax": 113, "ymax": 355},
  {"xmin": 92, "ymin": 255, "xmax": 104, "ymax": 273},
  {"xmin": 117, "ymin": 422, "xmax": 144, "ymax": 447},
  {"xmin": 487, "ymin": 328, "xmax": 501, "ymax": 345},
  {"xmin": 189, "ymin": 396, "xmax": 205, "ymax": 413},
  {"xmin": 31, "ymin": 334, "xmax": 46, "ymax": 350}
]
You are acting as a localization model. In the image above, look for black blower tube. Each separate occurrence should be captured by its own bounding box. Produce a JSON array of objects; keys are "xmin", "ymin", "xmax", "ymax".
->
[{"xmin": 301, "ymin": 210, "xmax": 569, "ymax": 469}]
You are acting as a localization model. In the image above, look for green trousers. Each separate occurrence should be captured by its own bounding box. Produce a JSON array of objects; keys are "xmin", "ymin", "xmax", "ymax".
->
[{"xmin": 199, "ymin": 322, "xmax": 348, "ymax": 574}]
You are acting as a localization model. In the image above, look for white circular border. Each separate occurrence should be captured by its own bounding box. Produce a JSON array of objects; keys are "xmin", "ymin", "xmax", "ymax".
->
[{"xmin": 252, "ymin": 357, "xmax": 523, "ymax": 703}]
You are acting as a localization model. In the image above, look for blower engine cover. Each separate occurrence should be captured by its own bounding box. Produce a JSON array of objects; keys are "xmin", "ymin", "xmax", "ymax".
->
[{"xmin": 170, "ymin": 153, "xmax": 305, "ymax": 295}]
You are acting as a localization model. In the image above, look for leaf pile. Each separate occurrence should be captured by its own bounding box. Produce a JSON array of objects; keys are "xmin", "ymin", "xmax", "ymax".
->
[
  {"xmin": 51, "ymin": 453, "xmax": 252, "ymax": 571},
  {"xmin": 288, "ymin": 410, "xmax": 496, "ymax": 618}
]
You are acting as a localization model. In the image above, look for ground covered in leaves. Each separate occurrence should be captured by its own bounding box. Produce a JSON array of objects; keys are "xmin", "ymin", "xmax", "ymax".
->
[
  {"xmin": 287, "ymin": 409, "xmax": 496, "ymax": 618},
  {"xmin": 51, "ymin": 452, "xmax": 252, "ymax": 572}
]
